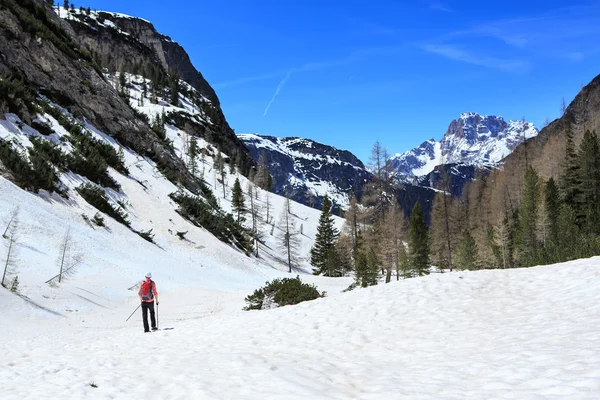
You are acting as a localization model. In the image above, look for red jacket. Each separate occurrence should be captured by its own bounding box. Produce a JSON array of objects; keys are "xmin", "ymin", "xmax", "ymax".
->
[{"xmin": 138, "ymin": 279, "xmax": 158, "ymax": 303}]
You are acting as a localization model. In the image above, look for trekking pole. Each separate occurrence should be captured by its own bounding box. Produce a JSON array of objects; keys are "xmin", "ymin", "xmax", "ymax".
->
[
  {"xmin": 156, "ymin": 301, "xmax": 159, "ymax": 328},
  {"xmin": 126, "ymin": 304, "xmax": 141, "ymax": 321}
]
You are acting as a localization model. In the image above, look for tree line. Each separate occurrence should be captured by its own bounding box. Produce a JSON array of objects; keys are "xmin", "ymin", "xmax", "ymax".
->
[{"xmin": 308, "ymin": 126, "xmax": 600, "ymax": 289}]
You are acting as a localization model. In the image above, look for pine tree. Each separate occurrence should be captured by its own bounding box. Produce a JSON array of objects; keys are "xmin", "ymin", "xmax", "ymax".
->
[
  {"xmin": 576, "ymin": 130, "xmax": 600, "ymax": 235},
  {"xmin": 430, "ymin": 190, "xmax": 458, "ymax": 271},
  {"xmin": 397, "ymin": 243, "xmax": 410, "ymax": 279},
  {"xmin": 63, "ymin": 0, "xmax": 69, "ymax": 10},
  {"xmin": 354, "ymin": 249, "xmax": 369, "ymax": 287},
  {"xmin": 455, "ymin": 230, "xmax": 478, "ymax": 270},
  {"xmin": 560, "ymin": 120, "xmax": 580, "ymax": 206},
  {"xmin": 231, "ymin": 178, "xmax": 246, "ymax": 223},
  {"xmin": 278, "ymin": 198, "xmax": 300, "ymax": 273},
  {"xmin": 380, "ymin": 202, "xmax": 405, "ymax": 282},
  {"xmin": 344, "ymin": 194, "xmax": 361, "ymax": 262},
  {"xmin": 365, "ymin": 246, "xmax": 380, "ymax": 285},
  {"xmin": 517, "ymin": 166, "xmax": 540, "ymax": 266},
  {"xmin": 364, "ymin": 141, "xmax": 393, "ymax": 221},
  {"xmin": 169, "ymin": 71, "xmax": 180, "ymax": 107},
  {"xmin": 187, "ymin": 136, "xmax": 198, "ymax": 176},
  {"xmin": 255, "ymin": 152, "xmax": 271, "ymax": 190},
  {"xmin": 246, "ymin": 183, "xmax": 264, "ymax": 257},
  {"xmin": 495, "ymin": 215, "xmax": 513, "ymax": 269},
  {"xmin": 407, "ymin": 202, "xmax": 429, "ymax": 275},
  {"xmin": 214, "ymin": 152, "xmax": 226, "ymax": 198},
  {"xmin": 310, "ymin": 195, "xmax": 340, "ymax": 276},
  {"xmin": 557, "ymin": 204, "xmax": 579, "ymax": 262},
  {"xmin": 118, "ymin": 65, "xmax": 127, "ymax": 95},
  {"xmin": 545, "ymin": 178, "xmax": 560, "ymax": 246}
]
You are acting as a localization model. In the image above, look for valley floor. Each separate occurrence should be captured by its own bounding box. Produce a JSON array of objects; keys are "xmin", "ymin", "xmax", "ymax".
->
[{"xmin": 1, "ymin": 259, "xmax": 599, "ymax": 399}]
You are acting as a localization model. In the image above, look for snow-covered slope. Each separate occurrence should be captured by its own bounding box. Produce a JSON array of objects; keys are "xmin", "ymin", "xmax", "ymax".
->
[
  {"xmin": 0, "ymin": 74, "xmax": 349, "ymax": 320},
  {"xmin": 1, "ymin": 216, "xmax": 599, "ymax": 400},
  {"xmin": 238, "ymin": 133, "xmax": 371, "ymax": 211},
  {"xmin": 391, "ymin": 112, "xmax": 539, "ymax": 181}
]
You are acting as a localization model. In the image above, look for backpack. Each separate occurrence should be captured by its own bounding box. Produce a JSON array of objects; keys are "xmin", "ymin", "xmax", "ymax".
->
[{"xmin": 141, "ymin": 280, "xmax": 154, "ymax": 301}]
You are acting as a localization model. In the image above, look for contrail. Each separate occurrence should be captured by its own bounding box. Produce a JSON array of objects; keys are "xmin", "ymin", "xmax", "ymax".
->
[{"xmin": 263, "ymin": 70, "xmax": 292, "ymax": 116}]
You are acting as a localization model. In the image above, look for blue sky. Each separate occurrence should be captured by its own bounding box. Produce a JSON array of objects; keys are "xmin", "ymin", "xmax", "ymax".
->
[{"xmin": 82, "ymin": 0, "xmax": 600, "ymax": 163}]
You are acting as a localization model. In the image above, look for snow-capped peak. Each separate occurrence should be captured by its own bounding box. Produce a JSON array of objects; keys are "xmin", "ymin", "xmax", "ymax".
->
[{"xmin": 390, "ymin": 112, "xmax": 538, "ymax": 181}]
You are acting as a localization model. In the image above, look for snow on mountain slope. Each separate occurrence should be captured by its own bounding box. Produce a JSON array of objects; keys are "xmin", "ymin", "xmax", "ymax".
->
[
  {"xmin": 0, "ymin": 93, "xmax": 350, "ymax": 333},
  {"xmin": 391, "ymin": 112, "xmax": 539, "ymax": 181},
  {"xmin": 238, "ymin": 133, "xmax": 370, "ymax": 211}
]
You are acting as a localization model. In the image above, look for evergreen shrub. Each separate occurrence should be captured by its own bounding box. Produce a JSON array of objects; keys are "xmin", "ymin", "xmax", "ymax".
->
[{"xmin": 244, "ymin": 276, "xmax": 324, "ymax": 310}]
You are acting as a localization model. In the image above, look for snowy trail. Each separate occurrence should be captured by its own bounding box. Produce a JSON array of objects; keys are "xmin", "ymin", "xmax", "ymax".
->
[{"xmin": 2, "ymin": 260, "xmax": 599, "ymax": 399}]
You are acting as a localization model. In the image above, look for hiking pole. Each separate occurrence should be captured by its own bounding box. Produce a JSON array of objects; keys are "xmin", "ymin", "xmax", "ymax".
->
[
  {"xmin": 126, "ymin": 304, "xmax": 141, "ymax": 321},
  {"xmin": 156, "ymin": 301, "xmax": 159, "ymax": 329}
]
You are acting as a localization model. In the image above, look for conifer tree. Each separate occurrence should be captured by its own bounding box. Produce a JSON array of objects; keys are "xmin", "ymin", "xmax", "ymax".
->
[
  {"xmin": 344, "ymin": 194, "xmax": 361, "ymax": 262},
  {"xmin": 407, "ymin": 202, "xmax": 429, "ymax": 275},
  {"xmin": 455, "ymin": 230, "xmax": 478, "ymax": 270},
  {"xmin": 334, "ymin": 234, "xmax": 353, "ymax": 276},
  {"xmin": 214, "ymin": 152, "xmax": 226, "ymax": 198},
  {"xmin": 575, "ymin": 130, "xmax": 600, "ymax": 234},
  {"xmin": 187, "ymin": 136, "xmax": 198, "ymax": 176},
  {"xmin": 517, "ymin": 166, "xmax": 540, "ymax": 266},
  {"xmin": 397, "ymin": 243, "xmax": 410, "ymax": 279},
  {"xmin": 118, "ymin": 65, "xmax": 127, "ymax": 95},
  {"xmin": 557, "ymin": 204, "xmax": 579, "ymax": 262},
  {"xmin": 278, "ymin": 198, "xmax": 299, "ymax": 273},
  {"xmin": 430, "ymin": 190, "xmax": 458, "ymax": 271},
  {"xmin": 2, "ymin": 211, "xmax": 19, "ymax": 288},
  {"xmin": 560, "ymin": 120, "xmax": 580, "ymax": 206},
  {"xmin": 364, "ymin": 141, "xmax": 394, "ymax": 221},
  {"xmin": 255, "ymin": 152, "xmax": 271, "ymax": 190},
  {"xmin": 310, "ymin": 195, "xmax": 340, "ymax": 276},
  {"xmin": 169, "ymin": 71, "xmax": 180, "ymax": 107},
  {"xmin": 231, "ymin": 178, "xmax": 246, "ymax": 222},
  {"xmin": 380, "ymin": 202, "xmax": 405, "ymax": 282},
  {"xmin": 246, "ymin": 183, "xmax": 263, "ymax": 257},
  {"xmin": 63, "ymin": 0, "xmax": 69, "ymax": 10},
  {"xmin": 365, "ymin": 246, "xmax": 380, "ymax": 285},
  {"xmin": 495, "ymin": 216, "xmax": 513, "ymax": 269},
  {"xmin": 544, "ymin": 178, "xmax": 560, "ymax": 246},
  {"xmin": 354, "ymin": 249, "xmax": 369, "ymax": 287}
]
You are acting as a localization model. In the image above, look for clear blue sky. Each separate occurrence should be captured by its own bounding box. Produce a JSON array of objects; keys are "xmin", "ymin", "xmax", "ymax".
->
[{"xmin": 82, "ymin": 0, "xmax": 600, "ymax": 163}]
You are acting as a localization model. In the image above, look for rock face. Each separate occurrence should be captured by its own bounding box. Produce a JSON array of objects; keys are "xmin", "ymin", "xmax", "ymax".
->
[
  {"xmin": 390, "ymin": 112, "xmax": 539, "ymax": 183},
  {"xmin": 238, "ymin": 134, "xmax": 371, "ymax": 212},
  {"xmin": 0, "ymin": 2, "xmax": 253, "ymax": 192},
  {"xmin": 56, "ymin": 8, "xmax": 253, "ymax": 172},
  {"xmin": 0, "ymin": 2, "xmax": 199, "ymax": 188}
]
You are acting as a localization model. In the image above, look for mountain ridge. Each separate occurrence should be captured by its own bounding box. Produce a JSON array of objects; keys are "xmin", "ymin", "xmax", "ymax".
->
[{"xmin": 390, "ymin": 112, "xmax": 538, "ymax": 182}]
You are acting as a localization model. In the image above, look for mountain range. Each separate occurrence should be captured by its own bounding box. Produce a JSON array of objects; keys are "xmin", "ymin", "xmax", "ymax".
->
[
  {"xmin": 390, "ymin": 112, "xmax": 538, "ymax": 183},
  {"xmin": 238, "ymin": 112, "xmax": 538, "ymax": 215}
]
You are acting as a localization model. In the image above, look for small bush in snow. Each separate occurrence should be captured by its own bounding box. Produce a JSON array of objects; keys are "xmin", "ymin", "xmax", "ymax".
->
[
  {"xmin": 136, "ymin": 228, "xmax": 154, "ymax": 243},
  {"xmin": 244, "ymin": 276, "xmax": 324, "ymax": 311},
  {"xmin": 10, "ymin": 275, "xmax": 19, "ymax": 293},
  {"xmin": 91, "ymin": 212, "xmax": 105, "ymax": 227},
  {"xmin": 77, "ymin": 184, "xmax": 130, "ymax": 226}
]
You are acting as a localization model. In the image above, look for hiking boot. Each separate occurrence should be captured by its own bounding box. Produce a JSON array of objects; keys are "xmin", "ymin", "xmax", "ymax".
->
[{"xmin": 152, "ymin": 327, "xmax": 158, "ymax": 331}]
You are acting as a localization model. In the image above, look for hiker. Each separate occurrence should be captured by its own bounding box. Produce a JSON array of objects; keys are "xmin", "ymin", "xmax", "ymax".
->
[{"xmin": 138, "ymin": 272, "xmax": 159, "ymax": 332}]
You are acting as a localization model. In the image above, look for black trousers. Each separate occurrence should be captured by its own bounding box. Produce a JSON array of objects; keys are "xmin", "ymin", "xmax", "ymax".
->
[{"xmin": 141, "ymin": 301, "xmax": 156, "ymax": 332}]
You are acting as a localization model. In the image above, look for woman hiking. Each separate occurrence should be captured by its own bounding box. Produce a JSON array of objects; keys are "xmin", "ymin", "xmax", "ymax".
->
[{"xmin": 138, "ymin": 272, "xmax": 159, "ymax": 332}]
